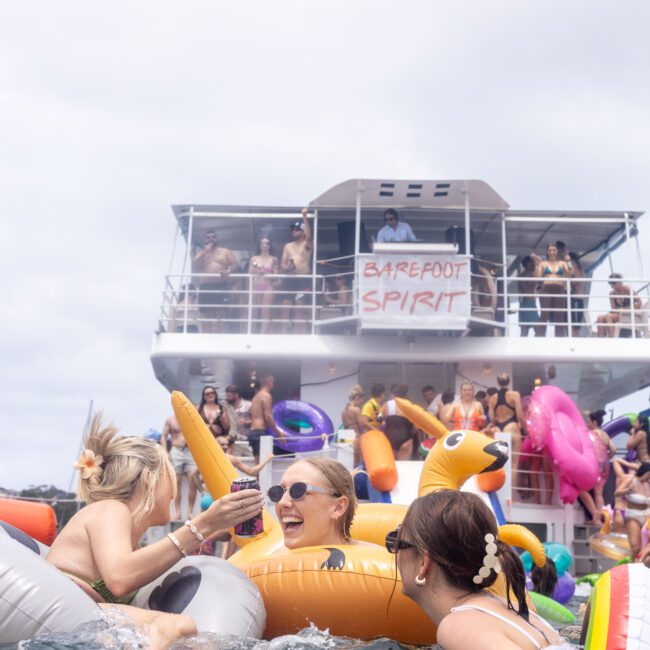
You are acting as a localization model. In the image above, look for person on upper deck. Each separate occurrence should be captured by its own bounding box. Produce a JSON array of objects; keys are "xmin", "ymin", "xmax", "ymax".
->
[
  {"xmin": 596, "ymin": 273, "xmax": 642, "ymax": 338},
  {"xmin": 567, "ymin": 252, "xmax": 587, "ymax": 337},
  {"xmin": 248, "ymin": 237, "xmax": 278, "ymax": 334},
  {"xmin": 280, "ymin": 208, "xmax": 313, "ymax": 334},
  {"xmin": 518, "ymin": 256, "xmax": 543, "ymax": 337},
  {"xmin": 192, "ymin": 230, "xmax": 239, "ymax": 333},
  {"xmin": 323, "ymin": 274, "xmax": 353, "ymax": 315},
  {"xmin": 376, "ymin": 209, "xmax": 417, "ymax": 243},
  {"xmin": 532, "ymin": 244, "xmax": 573, "ymax": 337}
]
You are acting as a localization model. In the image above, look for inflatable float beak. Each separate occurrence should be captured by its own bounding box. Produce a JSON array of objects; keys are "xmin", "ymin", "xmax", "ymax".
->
[
  {"xmin": 171, "ymin": 391, "xmax": 279, "ymax": 547},
  {"xmin": 482, "ymin": 440, "xmax": 509, "ymax": 473}
]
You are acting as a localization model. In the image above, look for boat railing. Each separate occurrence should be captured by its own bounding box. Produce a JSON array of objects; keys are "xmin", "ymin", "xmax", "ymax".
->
[{"xmin": 158, "ymin": 270, "xmax": 650, "ymax": 338}]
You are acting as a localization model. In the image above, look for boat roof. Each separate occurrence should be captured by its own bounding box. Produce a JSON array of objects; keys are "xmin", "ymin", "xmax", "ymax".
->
[{"xmin": 172, "ymin": 179, "xmax": 644, "ymax": 273}]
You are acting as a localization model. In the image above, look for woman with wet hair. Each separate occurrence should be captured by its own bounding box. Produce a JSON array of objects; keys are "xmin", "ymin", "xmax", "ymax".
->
[{"xmin": 392, "ymin": 490, "xmax": 564, "ymax": 649}]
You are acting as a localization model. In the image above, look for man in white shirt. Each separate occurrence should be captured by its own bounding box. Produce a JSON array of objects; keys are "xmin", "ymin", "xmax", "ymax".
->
[
  {"xmin": 376, "ymin": 209, "xmax": 417, "ymax": 243},
  {"xmin": 422, "ymin": 385, "xmax": 440, "ymax": 416}
]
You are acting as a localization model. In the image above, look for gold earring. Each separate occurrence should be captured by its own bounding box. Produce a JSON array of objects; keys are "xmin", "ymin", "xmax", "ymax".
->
[{"xmin": 415, "ymin": 575, "xmax": 426, "ymax": 586}]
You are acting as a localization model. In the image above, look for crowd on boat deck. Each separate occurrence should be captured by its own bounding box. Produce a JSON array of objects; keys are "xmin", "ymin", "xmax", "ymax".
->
[{"xmin": 168, "ymin": 218, "xmax": 646, "ymax": 337}]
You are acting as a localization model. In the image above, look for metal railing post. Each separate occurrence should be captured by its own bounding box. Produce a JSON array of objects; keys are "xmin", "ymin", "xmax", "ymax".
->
[
  {"xmin": 247, "ymin": 276, "xmax": 253, "ymax": 335},
  {"xmin": 500, "ymin": 214, "xmax": 509, "ymax": 337},
  {"xmin": 183, "ymin": 206, "xmax": 194, "ymax": 334},
  {"xmin": 567, "ymin": 278, "xmax": 572, "ymax": 338}
]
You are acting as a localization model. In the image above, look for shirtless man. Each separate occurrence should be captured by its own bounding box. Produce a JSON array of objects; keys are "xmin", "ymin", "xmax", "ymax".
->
[
  {"xmin": 341, "ymin": 385, "xmax": 365, "ymax": 465},
  {"xmin": 249, "ymin": 374, "xmax": 285, "ymax": 462},
  {"xmin": 192, "ymin": 230, "xmax": 239, "ymax": 333},
  {"xmin": 160, "ymin": 414, "xmax": 199, "ymax": 519},
  {"xmin": 280, "ymin": 208, "xmax": 313, "ymax": 334}
]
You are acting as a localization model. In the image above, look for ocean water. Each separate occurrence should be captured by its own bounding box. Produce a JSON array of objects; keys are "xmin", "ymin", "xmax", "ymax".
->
[{"xmin": 2, "ymin": 591, "xmax": 587, "ymax": 650}]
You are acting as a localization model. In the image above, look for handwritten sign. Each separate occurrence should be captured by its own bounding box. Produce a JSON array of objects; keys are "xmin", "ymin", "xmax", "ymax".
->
[{"xmin": 358, "ymin": 254, "xmax": 471, "ymax": 328}]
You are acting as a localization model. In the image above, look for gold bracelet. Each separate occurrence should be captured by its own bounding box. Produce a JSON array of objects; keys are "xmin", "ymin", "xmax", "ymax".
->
[
  {"xmin": 184, "ymin": 520, "xmax": 205, "ymax": 543},
  {"xmin": 167, "ymin": 532, "xmax": 187, "ymax": 557}
]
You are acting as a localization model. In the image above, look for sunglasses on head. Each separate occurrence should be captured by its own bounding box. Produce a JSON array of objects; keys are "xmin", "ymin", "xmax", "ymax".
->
[
  {"xmin": 385, "ymin": 527, "xmax": 416, "ymax": 554},
  {"xmin": 267, "ymin": 481, "xmax": 340, "ymax": 503}
]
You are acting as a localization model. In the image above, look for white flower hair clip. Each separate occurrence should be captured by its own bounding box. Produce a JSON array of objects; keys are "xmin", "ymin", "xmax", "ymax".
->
[
  {"xmin": 73, "ymin": 449, "xmax": 104, "ymax": 481},
  {"xmin": 472, "ymin": 533, "xmax": 501, "ymax": 585}
]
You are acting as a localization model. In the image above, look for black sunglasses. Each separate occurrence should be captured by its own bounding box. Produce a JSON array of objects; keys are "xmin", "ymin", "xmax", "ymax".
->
[
  {"xmin": 267, "ymin": 481, "xmax": 339, "ymax": 503},
  {"xmin": 385, "ymin": 527, "xmax": 416, "ymax": 554}
]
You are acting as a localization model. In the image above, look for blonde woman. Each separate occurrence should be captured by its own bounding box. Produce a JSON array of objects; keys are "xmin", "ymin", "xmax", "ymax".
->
[
  {"xmin": 341, "ymin": 385, "xmax": 365, "ymax": 465},
  {"xmin": 47, "ymin": 414, "xmax": 263, "ymax": 647}
]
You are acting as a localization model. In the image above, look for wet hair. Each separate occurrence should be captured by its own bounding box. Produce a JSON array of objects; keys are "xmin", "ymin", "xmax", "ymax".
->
[
  {"xmin": 401, "ymin": 490, "xmax": 529, "ymax": 621},
  {"xmin": 441, "ymin": 389, "xmax": 455, "ymax": 405},
  {"xmin": 486, "ymin": 387, "xmax": 498, "ymax": 397},
  {"xmin": 255, "ymin": 238, "xmax": 275, "ymax": 256},
  {"xmin": 588, "ymin": 410, "xmax": 607, "ymax": 427},
  {"xmin": 422, "ymin": 385, "xmax": 435, "ymax": 394},
  {"xmin": 75, "ymin": 413, "xmax": 176, "ymax": 522},
  {"xmin": 225, "ymin": 384, "xmax": 240, "ymax": 395},
  {"xmin": 635, "ymin": 462, "xmax": 650, "ymax": 478},
  {"xmin": 497, "ymin": 373, "xmax": 510, "ymax": 387},
  {"xmin": 302, "ymin": 458, "xmax": 357, "ymax": 540},
  {"xmin": 392, "ymin": 384, "xmax": 409, "ymax": 399},
  {"xmin": 531, "ymin": 558, "xmax": 557, "ymax": 598},
  {"xmin": 347, "ymin": 384, "xmax": 364, "ymax": 402},
  {"xmin": 555, "ymin": 240, "xmax": 566, "ymax": 251},
  {"xmin": 475, "ymin": 390, "xmax": 487, "ymax": 401},
  {"xmin": 384, "ymin": 208, "xmax": 399, "ymax": 221},
  {"xmin": 371, "ymin": 383, "xmax": 385, "ymax": 398}
]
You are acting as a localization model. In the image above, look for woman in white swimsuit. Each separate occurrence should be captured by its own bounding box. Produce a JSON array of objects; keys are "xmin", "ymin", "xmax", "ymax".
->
[
  {"xmin": 392, "ymin": 490, "xmax": 567, "ymax": 649},
  {"xmin": 614, "ymin": 462, "xmax": 650, "ymax": 560}
]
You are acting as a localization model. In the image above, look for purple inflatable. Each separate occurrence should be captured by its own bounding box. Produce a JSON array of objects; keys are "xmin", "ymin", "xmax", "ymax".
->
[
  {"xmin": 269, "ymin": 400, "xmax": 334, "ymax": 453},
  {"xmin": 603, "ymin": 414, "xmax": 637, "ymax": 462},
  {"xmin": 525, "ymin": 571, "xmax": 575, "ymax": 605}
]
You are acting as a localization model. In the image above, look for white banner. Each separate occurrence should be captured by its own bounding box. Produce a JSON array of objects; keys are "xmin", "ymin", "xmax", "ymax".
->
[{"xmin": 358, "ymin": 254, "xmax": 471, "ymax": 328}]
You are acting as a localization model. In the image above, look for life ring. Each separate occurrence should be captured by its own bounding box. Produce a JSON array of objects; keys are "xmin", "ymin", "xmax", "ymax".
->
[
  {"xmin": 589, "ymin": 509, "xmax": 630, "ymax": 561},
  {"xmin": 172, "ymin": 391, "xmax": 546, "ymax": 643},
  {"xmin": 529, "ymin": 386, "xmax": 599, "ymax": 504},
  {"xmin": 581, "ymin": 563, "xmax": 650, "ymax": 650},
  {"xmin": 269, "ymin": 400, "xmax": 334, "ymax": 453},
  {"xmin": 521, "ymin": 541, "xmax": 572, "ymax": 577},
  {"xmin": 0, "ymin": 498, "xmax": 57, "ymax": 546}
]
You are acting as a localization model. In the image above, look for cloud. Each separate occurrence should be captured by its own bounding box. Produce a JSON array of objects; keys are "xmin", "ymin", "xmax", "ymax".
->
[{"xmin": 1, "ymin": 0, "xmax": 649, "ymax": 488}]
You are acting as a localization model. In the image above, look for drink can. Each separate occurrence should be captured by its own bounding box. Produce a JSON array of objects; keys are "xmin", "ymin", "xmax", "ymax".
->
[{"xmin": 231, "ymin": 477, "xmax": 264, "ymax": 537}]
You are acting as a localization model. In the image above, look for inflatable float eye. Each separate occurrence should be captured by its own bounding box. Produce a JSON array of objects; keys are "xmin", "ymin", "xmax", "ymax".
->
[{"xmin": 443, "ymin": 432, "xmax": 466, "ymax": 450}]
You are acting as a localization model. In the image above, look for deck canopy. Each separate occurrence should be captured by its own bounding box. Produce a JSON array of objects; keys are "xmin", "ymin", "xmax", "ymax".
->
[{"xmin": 172, "ymin": 178, "xmax": 644, "ymax": 275}]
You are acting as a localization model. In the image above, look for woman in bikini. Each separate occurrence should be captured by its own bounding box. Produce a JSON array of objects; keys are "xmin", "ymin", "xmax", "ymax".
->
[
  {"xmin": 615, "ymin": 462, "xmax": 650, "ymax": 560},
  {"xmin": 393, "ymin": 490, "xmax": 566, "ymax": 649},
  {"xmin": 47, "ymin": 414, "xmax": 263, "ymax": 648},
  {"xmin": 488, "ymin": 373, "xmax": 524, "ymax": 485},
  {"xmin": 248, "ymin": 237, "xmax": 278, "ymax": 333},
  {"xmin": 627, "ymin": 414, "xmax": 650, "ymax": 463},
  {"xmin": 341, "ymin": 385, "xmax": 365, "ymax": 466},
  {"xmin": 450, "ymin": 382, "xmax": 486, "ymax": 432},
  {"xmin": 197, "ymin": 386, "xmax": 230, "ymax": 439},
  {"xmin": 532, "ymin": 244, "xmax": 573, "ymax": 337}
]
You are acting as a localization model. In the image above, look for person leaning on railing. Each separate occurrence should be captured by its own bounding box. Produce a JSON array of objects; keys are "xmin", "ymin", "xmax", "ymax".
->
[{"xmin": 596, "ymin": 273, "xmax": 642, "ymax": 337}]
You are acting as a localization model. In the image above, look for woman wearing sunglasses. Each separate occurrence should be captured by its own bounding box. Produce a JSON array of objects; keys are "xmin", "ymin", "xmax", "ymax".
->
[
  {"xmin": 267, "ymin": 458, "xmax": 365, "ymax": 550},
  {"xmin": 390, "ymin": 490, "xmax": 565, "ymax": 649}
]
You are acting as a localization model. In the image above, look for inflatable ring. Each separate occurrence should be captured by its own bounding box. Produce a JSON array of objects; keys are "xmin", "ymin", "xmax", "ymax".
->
[
  {"xmin": 269, "ymin": 400, "xmax": 334, "ymax": 453},
  {"xmin": 581, "ymin": 563, "xmax": 650, "ymax": 650},
  {"xmin": 530, "ymin": 386, "xmax": 599, "ymax": 504},
  {"xmin": 528, "ymin": 591, "xmax": 575, "ymax": 625},
  {"xmin": 589, "ymin": 510, "xmax": 630, "ymax": 561},
  {"xmin": 0, "ymin": 520, "xmax": 267, "ymax": 640},
  {"xmin": 521, "ymin": 542, "xmax": 572, "ymax": 576},
  {"xmin": 172, "ymin": 391, "xmax": 545, "ymax": 642}
]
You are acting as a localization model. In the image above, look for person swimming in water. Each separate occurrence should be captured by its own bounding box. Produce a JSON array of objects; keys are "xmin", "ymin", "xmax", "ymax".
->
[
  {"xmin": 392, "ymin": 490, "xmax": 566, "ymax": 649},
  {"xmin": 47, "ymin": 414, "xmax": 263, "ymax": 647},
  {"xmin": 268, "ymin": 457, "xmax": 373, "ymax": 550}
]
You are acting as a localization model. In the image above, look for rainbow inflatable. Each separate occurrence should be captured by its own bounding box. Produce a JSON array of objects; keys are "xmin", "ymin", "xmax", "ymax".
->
[{"xmin": 581, "ymin": 563, "xmax": 650, "ymax": 650}]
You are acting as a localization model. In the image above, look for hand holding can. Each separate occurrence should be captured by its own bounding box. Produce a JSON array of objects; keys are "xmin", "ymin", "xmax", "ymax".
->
[{"xmin": 231, "ymin": 478, "xmax": 264, "ymax": 537}]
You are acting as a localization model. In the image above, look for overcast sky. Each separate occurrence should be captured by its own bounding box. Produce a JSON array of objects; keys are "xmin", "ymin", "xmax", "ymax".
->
[{"xmin": 1, "ymin": 1, "xmax": 649, "ymax": 490}]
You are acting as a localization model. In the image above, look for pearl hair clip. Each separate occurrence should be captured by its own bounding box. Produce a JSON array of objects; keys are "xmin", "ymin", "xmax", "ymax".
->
[{"xmin": 472, "ymin": 533, "xmax": 501, "ymax": 585}]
